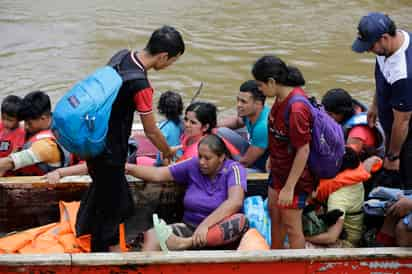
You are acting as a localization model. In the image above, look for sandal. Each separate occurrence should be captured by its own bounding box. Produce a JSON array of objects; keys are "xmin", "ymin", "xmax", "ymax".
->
[{"xmin": 152, "ymin": 214, "xmax": 172, "ymax": 252}]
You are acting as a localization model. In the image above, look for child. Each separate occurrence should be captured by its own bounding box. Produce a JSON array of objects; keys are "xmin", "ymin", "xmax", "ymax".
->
[
  {"xmin": 252, "ymin": 55, "xmax": 314, "ymax": 249},
  {"xmin": 0, "ymin": 95, "xmax": 25, "ymax": 157},
  {"xmin": 135, "ymin": 90, "xmax": 184, "ymax": 166},
  {"xmin": 156, "ymin": 90, "xmax": 184, "ymax": 163}
]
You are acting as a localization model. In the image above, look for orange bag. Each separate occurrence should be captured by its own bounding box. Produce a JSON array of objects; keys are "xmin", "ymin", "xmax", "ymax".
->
[
  {"xmin": 0, "ymin": 201, "xmax": 91, "ymax": 254},
  {"xmin": 237, "ymin": 229, "xmax": 270, "ymax": 251}
]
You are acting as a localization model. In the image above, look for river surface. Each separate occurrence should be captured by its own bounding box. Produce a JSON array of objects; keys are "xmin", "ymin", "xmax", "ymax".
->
[{"xmin": 1, "ymin": 0, "xmax": 412, "ymax": 117}]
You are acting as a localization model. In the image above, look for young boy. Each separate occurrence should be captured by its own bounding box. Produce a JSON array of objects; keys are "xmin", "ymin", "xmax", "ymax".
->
[
  {"xmin": 0, "ymin": 95, "xmax": 25, "ymax": 157},
  {"xmin": 0, "ymin": 91, "xmax": 71, "ymax": 176}
]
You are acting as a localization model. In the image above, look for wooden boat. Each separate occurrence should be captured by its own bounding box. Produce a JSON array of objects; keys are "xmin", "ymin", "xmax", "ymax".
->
[
  {"xmin": 1, "ymin": 174, "xmax": 412, "ymax": 274},
  {"xmin": 0, "ymin": 174, "xmax": 268, "ymax": 236}
]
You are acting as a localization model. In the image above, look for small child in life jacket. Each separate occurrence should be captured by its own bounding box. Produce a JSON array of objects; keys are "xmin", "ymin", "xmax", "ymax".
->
[
  {"xmin": 0, "ymin": 95, "xmax": 25, "ymax": 158},
  {"xmin": 133, "ymin": 90, "xmax": 184, "ymax": 166}
]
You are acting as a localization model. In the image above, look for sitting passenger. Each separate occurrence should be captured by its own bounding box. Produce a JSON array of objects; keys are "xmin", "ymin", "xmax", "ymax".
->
[
  {"xmin": 0, "ymin": 95, "xmax": 25, "ymax": 157},
  {"xmin": 218, "ymin": 80, "xmax": 269, "ymax": 172},
  {"xmin": 305, "ymin": 149, "xmax": 381, "ymax": 248},
  {"xmin": 126, "ymin": 134, "xmax": 249, "ymax": 251},
  {"xmin": 178, "ymin": 101, "xmax": 218, "ymax": 162},
  {"xmin": 133, "ymin": 90, "xmax": 184, "ymax": 165},
  {"xmin": 0, "ymin": 91, "xmax": 72, "ymax": 176},
  {"xmin": 364, "ymin": 187, "xmax": 412, "ymax": 247},
  {"xmin": 322, "ymin": 88, "xmax": 385, "ymax": 159},
  {"xmin": 376, "ymin": 197, "xmax": 412, "ymax": 247},
  {"xmin": 157, "ymin": 91, "xmax": 184, "ymax": 149}
]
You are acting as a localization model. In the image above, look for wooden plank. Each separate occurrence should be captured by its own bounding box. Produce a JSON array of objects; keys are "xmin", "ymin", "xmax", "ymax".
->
[
  {"xmin": 71, "ymin": 248, "xmax": 412, "ymax": 265},
  {"xmin": 0, "ymin": 173, "xmax": 269, "ymax": 185},
  {"xmin": 0, "ymin": 254, "xmax": 71, "ymax": 266}
]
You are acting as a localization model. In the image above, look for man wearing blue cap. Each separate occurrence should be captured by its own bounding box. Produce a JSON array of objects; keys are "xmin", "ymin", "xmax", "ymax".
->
[{"xmin": 352, "ymin": 12, "xmax": 412, "ymax": 189}]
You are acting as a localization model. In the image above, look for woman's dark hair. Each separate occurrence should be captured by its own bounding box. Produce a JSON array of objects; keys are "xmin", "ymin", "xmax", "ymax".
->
[
  {"xmin": 1, "ymin": 95, "xmax": 23, "ymax": 118},
  {"xmin": 252, "ymin": 55, "xmax": 305, "ymax": 86},
  {"xmin": 145, "ymin": 25, "xmax": 185, "ymax": 57},
  {"xmin": 185, "ymin": 101, "xmax": 217, "ymax": 134},
  {"xmin": 198, "ymin": 134, "xmax": 231, "ymax": 158},
  {"xmin": 239, "ymin": 80, "xmax": 266, "ymax": 104},
  {"xmin": 157, "ymin": 90, "xmax": 183, "ymax": 123},
  {"xmin": 19, "ymin": 91, "xmax": 51, "ymax": 121},
  {"xmin": 321, "ymin": 88, "xmax": 355, "ymax": 123},
  {"xmin": 339, "ymin": 146, "xmax": 361, "ymax": 172}
]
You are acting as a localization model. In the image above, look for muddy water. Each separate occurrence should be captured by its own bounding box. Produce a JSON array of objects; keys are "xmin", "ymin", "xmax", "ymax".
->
[{"xmin": 1, "ymin": 0, "xmax": 411, "ymax": 116}]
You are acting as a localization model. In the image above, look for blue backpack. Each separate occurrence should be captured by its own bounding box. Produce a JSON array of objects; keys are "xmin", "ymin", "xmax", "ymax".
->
[
  {"xmin": 52, "ymin": 50, "xmax": 146, "ymax": 159},
  {"xmin": 283, "ymin": 95, "xmax": 345, "ymax": 179}
]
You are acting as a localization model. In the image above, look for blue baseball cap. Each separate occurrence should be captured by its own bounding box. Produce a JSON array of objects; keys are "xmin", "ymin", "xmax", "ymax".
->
[{"xmin": 352, "ymin": 12, "xmax": 393, "ymax": 53}]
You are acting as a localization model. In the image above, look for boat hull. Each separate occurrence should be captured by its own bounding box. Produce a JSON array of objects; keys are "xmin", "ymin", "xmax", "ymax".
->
[{"xmin": 1, "ymin": 248, "xmax": 412, "ymax": 274}]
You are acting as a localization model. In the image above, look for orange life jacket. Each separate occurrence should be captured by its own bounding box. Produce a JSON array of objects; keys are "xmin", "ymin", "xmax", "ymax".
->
[
  {"xmin": 0, "ymin": 123, "xmax": 25, "ymax": 157},
  {"xmin": 13, "ymin": 130, "xmax": 73, "ymax": 176},
  {"xmin": 315, "ymin": 159, "xmax": 383, "ymax": 202}
]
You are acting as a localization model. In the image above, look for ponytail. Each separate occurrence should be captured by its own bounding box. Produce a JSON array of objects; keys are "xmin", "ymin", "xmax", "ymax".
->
[
  {"xmin": 252, "ymin": 55, "xmax": 305, "ymax": 87},
  {"xmin": 285, "ymin": 65, "xmax": 305, "ymax": 86}
]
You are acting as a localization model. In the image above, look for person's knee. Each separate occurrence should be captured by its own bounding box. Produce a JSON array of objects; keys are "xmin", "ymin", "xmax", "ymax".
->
[
  {"xmin": 142, "ymin": 228, "xmax": 159, "ymax": 251},
  {"xmin": 395, "ymin": 220, "xmax": 412, "ymax": 247},
  {"xmin": 282, "ymin": 212, "xmax": 303, "ymax": 237},
  {"xmin": 206, "ymin": 213, "xmax": 248, "ymax": 247}
]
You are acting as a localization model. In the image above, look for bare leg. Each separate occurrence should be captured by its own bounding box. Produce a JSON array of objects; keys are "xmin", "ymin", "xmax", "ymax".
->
[
  {"xmin": 268, "ymin": 187, "xmax": 286, "ymax": 249},
  {"xmin": 108, "ymin": 244, "xmax": 121, "ymax": 252},
  {"xmin": 380, "ymin": 215, "xmax": 398, "ymax": 237},
  {"xmin": 281, "ymin": 208, "xmax": 305, "ymax": 249},
  {"xmin": 395, "ymin": 220, "xmax": 412, "ymax": 247},
  {"xmin": 142, "ymin": 228, "xmax": 193, "ymax": 251}
]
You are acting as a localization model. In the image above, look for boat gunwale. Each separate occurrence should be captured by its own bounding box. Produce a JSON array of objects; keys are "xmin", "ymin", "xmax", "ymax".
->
[
  {"xmin": 0, "ymin": 173, "xmax": 270, "ymax": 185},
  {"xmin": 1, "ymin": 248, "xmax": 412, "ymax": 266}
]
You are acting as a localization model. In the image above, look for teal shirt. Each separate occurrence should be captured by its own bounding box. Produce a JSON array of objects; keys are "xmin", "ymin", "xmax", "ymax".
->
[{"xmin": 243, "ymin": 106, "xmax": 269, "ymax": 171}]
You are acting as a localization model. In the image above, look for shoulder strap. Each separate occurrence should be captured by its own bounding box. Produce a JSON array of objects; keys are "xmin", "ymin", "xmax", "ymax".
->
[
  {"xmin": 107, "ymin": 49, "xmax": 146, "ymax": 82},
  {"xmin": 283, "ymin": 95, "xmax": 312, "ymax": 128},
  {"xmin": 107, "ymin": 49, "xmax": 129, "ymax": 67}
]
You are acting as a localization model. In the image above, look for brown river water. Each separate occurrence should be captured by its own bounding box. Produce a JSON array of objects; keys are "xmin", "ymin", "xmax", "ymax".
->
[{"xmin": 1, "ymin": 0, "xmax": 412, "ymax": 118}]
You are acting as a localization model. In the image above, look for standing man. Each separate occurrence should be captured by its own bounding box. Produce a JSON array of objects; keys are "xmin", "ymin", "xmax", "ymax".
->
[
  {"xmin": 76, "ymin": 25, "xmax": 185, "ymax": 252},
  {"xmin": 352, "ymin": 12, "xmax": 412, "ymax": 189},
  {"xmin": 218, "ymin": 80, "xmax": 269, "ymax": 172}
]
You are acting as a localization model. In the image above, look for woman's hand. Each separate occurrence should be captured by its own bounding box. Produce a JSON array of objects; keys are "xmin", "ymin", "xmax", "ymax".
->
[
  {"xmin": 171, "ymin": 145, "xmax": 182, "ymax": 156},
  {"xmin": 278, "ymin": 185, "xmax": 294, "ymax": 207},
  {"xmin": 387, "ymin": 196, "xmax": 412, "ymax": 218},
  {"xmin": 45, "ymin": 170, "xmax": 61, "ymax": 183},
  {"xmin": 125, "ymin": 163, "xmax": 135, "ymax": 175},
  {"xmin": 192, "ymin": 223, "xmax": 209, "ymax": 248},
  {"xmin": 160, "ymin": 145, "xmax": 182, "ymax": 166}
]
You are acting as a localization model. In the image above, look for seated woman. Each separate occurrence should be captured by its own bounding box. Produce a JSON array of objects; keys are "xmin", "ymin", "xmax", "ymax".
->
[
  {"xmin": 126, "ymin": 134, "xmax": 249, "ymax": 251},
  {"xmin": 305, "ymin": 148, "xmax": 381, "ymax": 248},
  {"xmin": 178, "ymin": 101, "xmax": 217, "ymax": 162},
  {"xmin": 136, "ymin": 101, "xmax": 218, "ymax": 165},
  {"xmin": 321, "ymin": 88, "xmax": 385, "ymax": 159}
]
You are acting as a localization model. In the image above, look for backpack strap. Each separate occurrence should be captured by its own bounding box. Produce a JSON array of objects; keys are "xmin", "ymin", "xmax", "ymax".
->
[
  {"xmin": 107, "ymin": 49, "xmax": 147, "ymax": 82},
  {"xmin": 283, "ymin": 95, "xmax": 313, "ymax": 128}
]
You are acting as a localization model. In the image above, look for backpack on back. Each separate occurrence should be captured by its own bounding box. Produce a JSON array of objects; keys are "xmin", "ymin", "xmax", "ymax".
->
[
  {"xmin": 52, "ymin": 49, "xmax": 146, "ymax": 159},
  {"xmin": 284, "ymin": 95, "xmax": 345, "ymax": 179}
]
